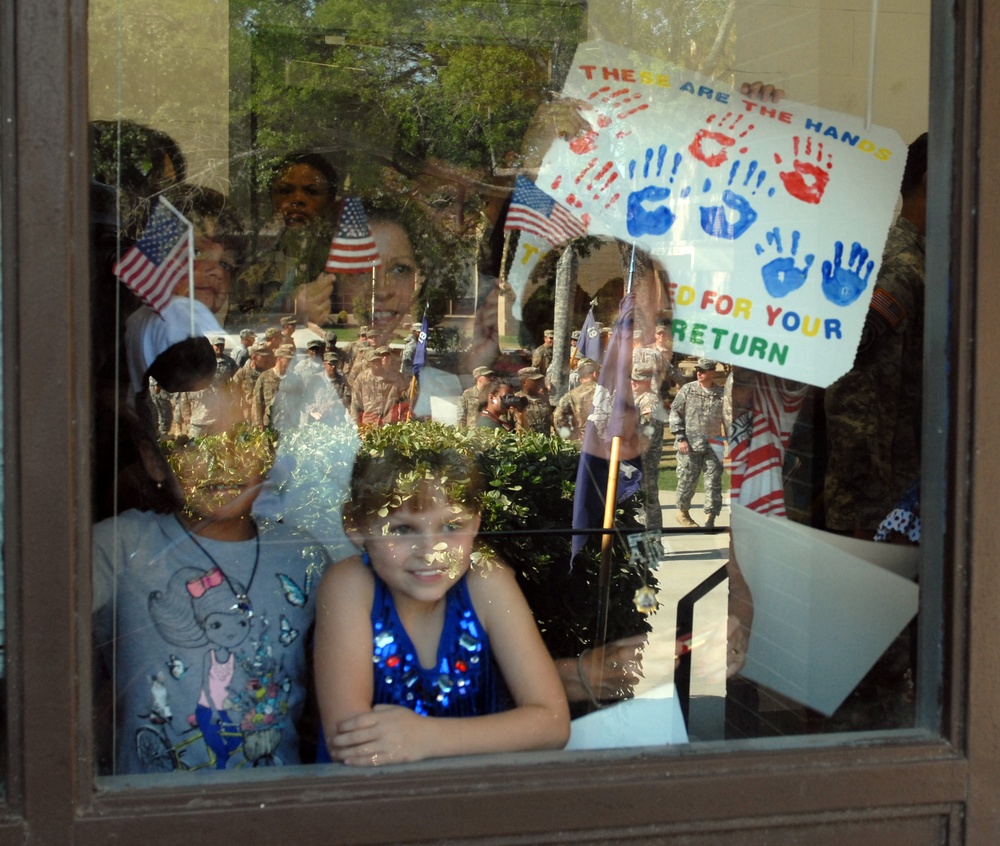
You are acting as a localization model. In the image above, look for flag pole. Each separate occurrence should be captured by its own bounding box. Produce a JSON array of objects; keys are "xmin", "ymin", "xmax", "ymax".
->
[
  {"xmin": 160, "ymin": 197, "xmax": 196, "ymax": 335},
  {"xmin": 595, "ymin": 244, "xmax": 638, "ymax": 650}
]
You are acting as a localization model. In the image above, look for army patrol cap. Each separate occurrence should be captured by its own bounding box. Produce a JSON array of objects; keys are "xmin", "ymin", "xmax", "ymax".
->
[
  {"xmin": 280, "ymin": 316, "xmax": 297, "ymax": 327},
  {"xmin": 263, "ymin": 327, "xmax": 282, "ymax": 341},
  {"xmin": 213, "ymin": 336, "xmax": 226, "ymax": 346},
  {"xmin": 630, "ymin": 367, "xmax": 654, "ymax": 381},
  {"xmin": 373, "ymin": 345, "xmax": 391, "ymax": 356},
  {"xmin": 518, "ymin": 366, "xmax": 544, "ymax": 381},
  {"xmin": 412, "ymin": 322, "xmax": 423, "ymax": 331},
  {"xmin": 655, "ymin": 323, "xmax": 669, "ymax": 334},
  {"xmin": 306, "ymin": 339, "xmax": 325, "ymax": 351},
  {"xmin": 249, "ymin": 343, "xmax": 270, "ymax": 355},
  {"xmin": 239, "ymin": 328, "xmax": 257, "ymax": 339},
  {"xmin": 577, "ymin": 358, "xmax": 598, "ymax": 377},
  {"xmin": 358, "ymin": 326, "xmax": 370, "ymax": 335},
  {"xmin": 472, "ymin": 366, "xmax": 494, "ymax": 378},
  {"xmin": 695, "ymin": 358, "xmax": 717, "ymax": 371},
  {"xmin": 323, "ymin": 351, "xmax": 341, "ymax": 364},
  {"xmin": 543, "ymin": 329, "xmax": 554, "ymax": 339},
  {"xmin": 571, "ymin": 330, "xmax": 580, "ymax": 341},
  {"xmin": 275, "ymin": 344, "xmax": 295, "ymax": 359}
]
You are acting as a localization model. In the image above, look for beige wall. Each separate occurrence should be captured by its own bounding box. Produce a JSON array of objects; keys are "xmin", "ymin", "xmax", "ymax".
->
[{"xmin": 88, "ymin": 0, "xmax": 232, "ymax": 189}]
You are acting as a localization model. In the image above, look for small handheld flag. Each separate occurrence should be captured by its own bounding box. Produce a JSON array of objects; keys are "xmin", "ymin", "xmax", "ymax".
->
[
  {"xmin": 326, "ymin": 197, "xmax": 381, "ymax": 273},
  {"xmin": 113, "ymin": 198, "xmax": 192, "ymax": 315}
]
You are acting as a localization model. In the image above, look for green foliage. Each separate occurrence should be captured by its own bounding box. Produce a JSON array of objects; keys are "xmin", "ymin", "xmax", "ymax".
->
[{"xmin": 355, "ymin": 422, "xmax": 655, "ymax": 660}]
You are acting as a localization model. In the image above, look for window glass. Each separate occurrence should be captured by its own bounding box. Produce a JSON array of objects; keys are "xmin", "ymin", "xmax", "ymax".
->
[{"xmin": 88, "ymin": 0, "xmax": 932, "ymax": 781}]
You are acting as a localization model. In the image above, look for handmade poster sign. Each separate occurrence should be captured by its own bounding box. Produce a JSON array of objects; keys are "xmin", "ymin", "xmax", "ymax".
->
[{"xmin": 513, "ymin": 40, "xmax": 907, "ymax": 387}]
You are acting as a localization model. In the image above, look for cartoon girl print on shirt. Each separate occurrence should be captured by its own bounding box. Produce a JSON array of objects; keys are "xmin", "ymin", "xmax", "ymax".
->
[{"xmin": 148, "ymin": 565, "xmax": 254, "ymax": 769}]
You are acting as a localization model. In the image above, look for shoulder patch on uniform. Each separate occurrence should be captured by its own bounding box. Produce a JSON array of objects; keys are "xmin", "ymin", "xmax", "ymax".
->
[{"xmin": 869, "ymin": 286, "xmax": 906, "ymax": 329}]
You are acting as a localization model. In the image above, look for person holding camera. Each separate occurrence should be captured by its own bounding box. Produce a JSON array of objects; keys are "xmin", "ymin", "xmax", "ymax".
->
[{"xmin": 477, "ymin": 379, "xmax": 518, "ymax": 432}]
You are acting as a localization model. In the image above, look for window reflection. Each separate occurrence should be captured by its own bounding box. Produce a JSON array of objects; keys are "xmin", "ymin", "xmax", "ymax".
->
[{"xmin": 89, "ymin": 0, "xmax": 933, "ymax": 778}]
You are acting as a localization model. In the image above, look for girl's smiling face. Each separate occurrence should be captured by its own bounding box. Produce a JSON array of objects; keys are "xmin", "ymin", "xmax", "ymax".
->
[{"xmin": 361, "ymin": 493, "xmax": 480, "ymax": 606}]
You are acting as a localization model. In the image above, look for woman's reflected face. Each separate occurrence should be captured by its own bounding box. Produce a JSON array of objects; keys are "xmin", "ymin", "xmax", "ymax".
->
[
  {"xmin": 336, "ymin": 219, "xmax": 418, "ymax": 344},
  {"xmin": 270, "ymin": 163, "xmax": 334, "ymax": 228}
]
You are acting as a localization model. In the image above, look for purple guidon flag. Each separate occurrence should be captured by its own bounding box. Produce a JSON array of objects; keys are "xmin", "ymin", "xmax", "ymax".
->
[
  {"xmin": 113, "ymin": 197, "xmax": 192, "ymax": 315},
  {"xmin": 326, "ymin": 197, "xmax": 382, "ymax": 273},
  {"xmin": 571, "ymin": 292, "xmax": 641, "ymax": 565},
  {"xmin": 504, "ymin": 174, "xmax": 587, "ymax": 246}
]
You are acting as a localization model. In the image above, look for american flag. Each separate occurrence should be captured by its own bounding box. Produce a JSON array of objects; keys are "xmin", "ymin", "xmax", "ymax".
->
[
  {"xmin": 326, "ymin": 197, "xmax": 381, "ymax": 273},
  {"xmin": 504, "ymin": 175, "xmax": 587, "ymax": 246},
  {"xmin": 113, "ymin": 198, "xmax": 192, "ymax": 315}
]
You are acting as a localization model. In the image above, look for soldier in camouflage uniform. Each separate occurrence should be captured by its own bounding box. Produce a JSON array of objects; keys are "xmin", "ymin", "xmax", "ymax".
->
[
  {"xmin": 531, "ymin": 329, "xmax": 554, "ymax": 376},
  {"xmin": 632, "ymin": 366, "xmax": 670, "ymax": 532},
  {"xmin": 252, "ymin": 344, "xmax": 299, "ymax": 428},
  {"xmin": 553, "ymin": 358, "xmax": 598, "ymax": 444},
  {"xmin": 351, "ymin": 346, "xmax": 405, "ymax": 426},
  {"xmin": 456, "ymin": 366, "xmax": 493, "ymax": 429},
  {"xmin": 233, "ymin": 343, "xmax": 275, "ymax": 422},
  {"xmin": 514, "ymin": 366, "xmax": 552, "ymax": 434},
  {"xmin": 824, "ymin": 133, "xmax": 928, "ymax": 536},
  {"xmin": 669, "ymin": 358, "xmax": 724, "ymax": 528}
]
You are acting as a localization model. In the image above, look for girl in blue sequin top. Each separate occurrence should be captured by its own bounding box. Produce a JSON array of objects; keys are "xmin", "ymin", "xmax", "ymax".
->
[{"xmin": 314, "ymin": 446, "xmax": 569, "ymax": 766}]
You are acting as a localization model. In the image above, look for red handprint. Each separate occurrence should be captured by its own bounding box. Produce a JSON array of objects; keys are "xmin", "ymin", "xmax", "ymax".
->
[
  {"xmin": 688, "ymin": 112, "xmax": 755, "ymax": 168},
  {"xmin": 570, "ymin": 85, "xmax": 649, "ymax": 153},
  {"xmin": 775, "ymin": 136, "xmax": 833, "ymax": 205}
]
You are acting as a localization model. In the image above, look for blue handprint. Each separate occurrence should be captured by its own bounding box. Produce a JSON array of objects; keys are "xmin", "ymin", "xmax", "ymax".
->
[
  {"xmin": 756, "ymin": 227, "xmax": 814, "ymax": 298},
  {"xmin": 627, "ymin": 185, "xmax": 675, "ymax": 237},
  {"xmin": 626, "ymin": 146, "xmax": 684, "ymax": 237},
  {"xmin": 699, "ymin": 189, "xmax": 758, "ymax": 240},
  {"xmin": 821, "ymin": 240, "xmax": 874, "ymax": 306}
]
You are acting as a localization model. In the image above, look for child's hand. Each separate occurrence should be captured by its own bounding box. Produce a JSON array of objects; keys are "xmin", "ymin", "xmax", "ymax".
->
[{"xmin": 329, "ymin": 704, "xmax": 430, "ymax": 766}]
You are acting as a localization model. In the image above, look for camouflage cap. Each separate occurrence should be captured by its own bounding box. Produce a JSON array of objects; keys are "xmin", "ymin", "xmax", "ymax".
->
[
  {"xmin": 576, "ymin": 357, "xmax": 598, "ymax": 376},
  {"xmin": 263, "ymin": 327, "xmax": 282, "ymax": 340},
  {"xmin": 631, "ymin": 367, "xmax": 654, "ymax": 381},
  {"xmin": 280, "ymin": 316, "xmax": 297, "ymax": 326},
  {"xmin": 358, "ymin": 326, "xmax": 370, "ymax": 335},
  {"xmin": 249, "ymin": 343, "xmax": 270, "ymax": 355},
  {"xmin": 655, "ymin": 323, "xmax": 669, "ymax": 334},
  {"xmin": 518, "ymin": 366, "xmax": 544, "ymax": 381},
  {"xmin": 239, "ymin": 328, "xmax": 257, "ymax": 339},
  {"xmin": 306, "ymin": 339, "xmax": 325, "ymax": 351},
  {"xmin": 213, "ymin": 336, "xmax": 226, "ymax": 346},
  {"xmin": 323, "ymin": 351, "xmax": 341, "ymax": 364},
  {"xmin": 571, "ymin": 330, "xmax": 580, "ymax": 340},
  {"xmin": 472, "ymin": 366, "xmax": 494, "ymax": 378},
  {"xmin": 412, "ymin": 322, "xmax": 423, "ymax": 331},
  {"xmin": 543, "ymin": 329, "xmax": 554, "ymax": 338},
  {"xmin": 373, "ymin": 345, "xmax": 391, "ymax": 356},
  {"xmin": 274, "ymin": 344, "xmax": 295, "ymax": 359},
  {"xmin": 695, "ymin": 358, "xmax": 718, "ymax": 371}
]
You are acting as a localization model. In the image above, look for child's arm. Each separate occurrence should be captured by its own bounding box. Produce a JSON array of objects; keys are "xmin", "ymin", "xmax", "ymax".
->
[
  {"xmin": 327, "ymin": 563, "xmax": 570, "ymax": 766},
  {"xmin": 313, "ymin": 555, "xmax": 378, "ymax": 753}
]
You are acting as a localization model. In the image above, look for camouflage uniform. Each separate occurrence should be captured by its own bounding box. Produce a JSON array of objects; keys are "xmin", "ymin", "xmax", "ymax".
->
[
  {"xmin": 518, "ymin": 395, "xmax": 553, "ymax": 435},
  {"xmin": 252, "ymin": 369, "xmax": 283, "ymax": 428},
  {"xmin": 824, "ymin": 216, "xmax": 925, "ymax": 533},
  {"xmin": 456, "ymin": 385, "xmax": 487, "ymax": 429},
  {"xmin": 531, "ymin": 343, "xmax": 553, "ymax": 376},
  {"xmin": 233, "ymin": 362, "xmax": 267, "ymax": 422},
  {"xmin": 634, "ymin": 387, "xmax": 669, "ymax": 531},
  {"xmin": 351, "ymin": 369, "xmax": 403, "ymax": 426},
  {"xmin": 553, "ymin": 380, "xmax": 596, "ymax": 444},
  {"xmin": 669, "ymin": 379, "xmax": 725, "ymax": 517}
]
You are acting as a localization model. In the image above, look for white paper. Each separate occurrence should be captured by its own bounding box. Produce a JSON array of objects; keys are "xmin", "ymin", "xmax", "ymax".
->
[
  {"xmin": 566, "ymin": 683, "xmax": 688, "ymax": 749},
  {"xmin": 731, "ymin": 503, "xmax": 919, "ymax": 716}
]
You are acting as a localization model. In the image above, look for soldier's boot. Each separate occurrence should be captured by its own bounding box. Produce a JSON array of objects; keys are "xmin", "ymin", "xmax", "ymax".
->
[
  {"xmin": 704, "ymin": 513, "xmax": 716, "ymax": 529},
  {"xmin": 676, "ymin": 510, "xmax": 698, "ymax": 528}
]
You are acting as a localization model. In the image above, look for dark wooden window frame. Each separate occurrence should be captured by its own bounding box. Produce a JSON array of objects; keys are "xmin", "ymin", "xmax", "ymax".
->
[{"xmin": 3, "ymin": 1, "xmax": 1000, "ymax": 842}]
